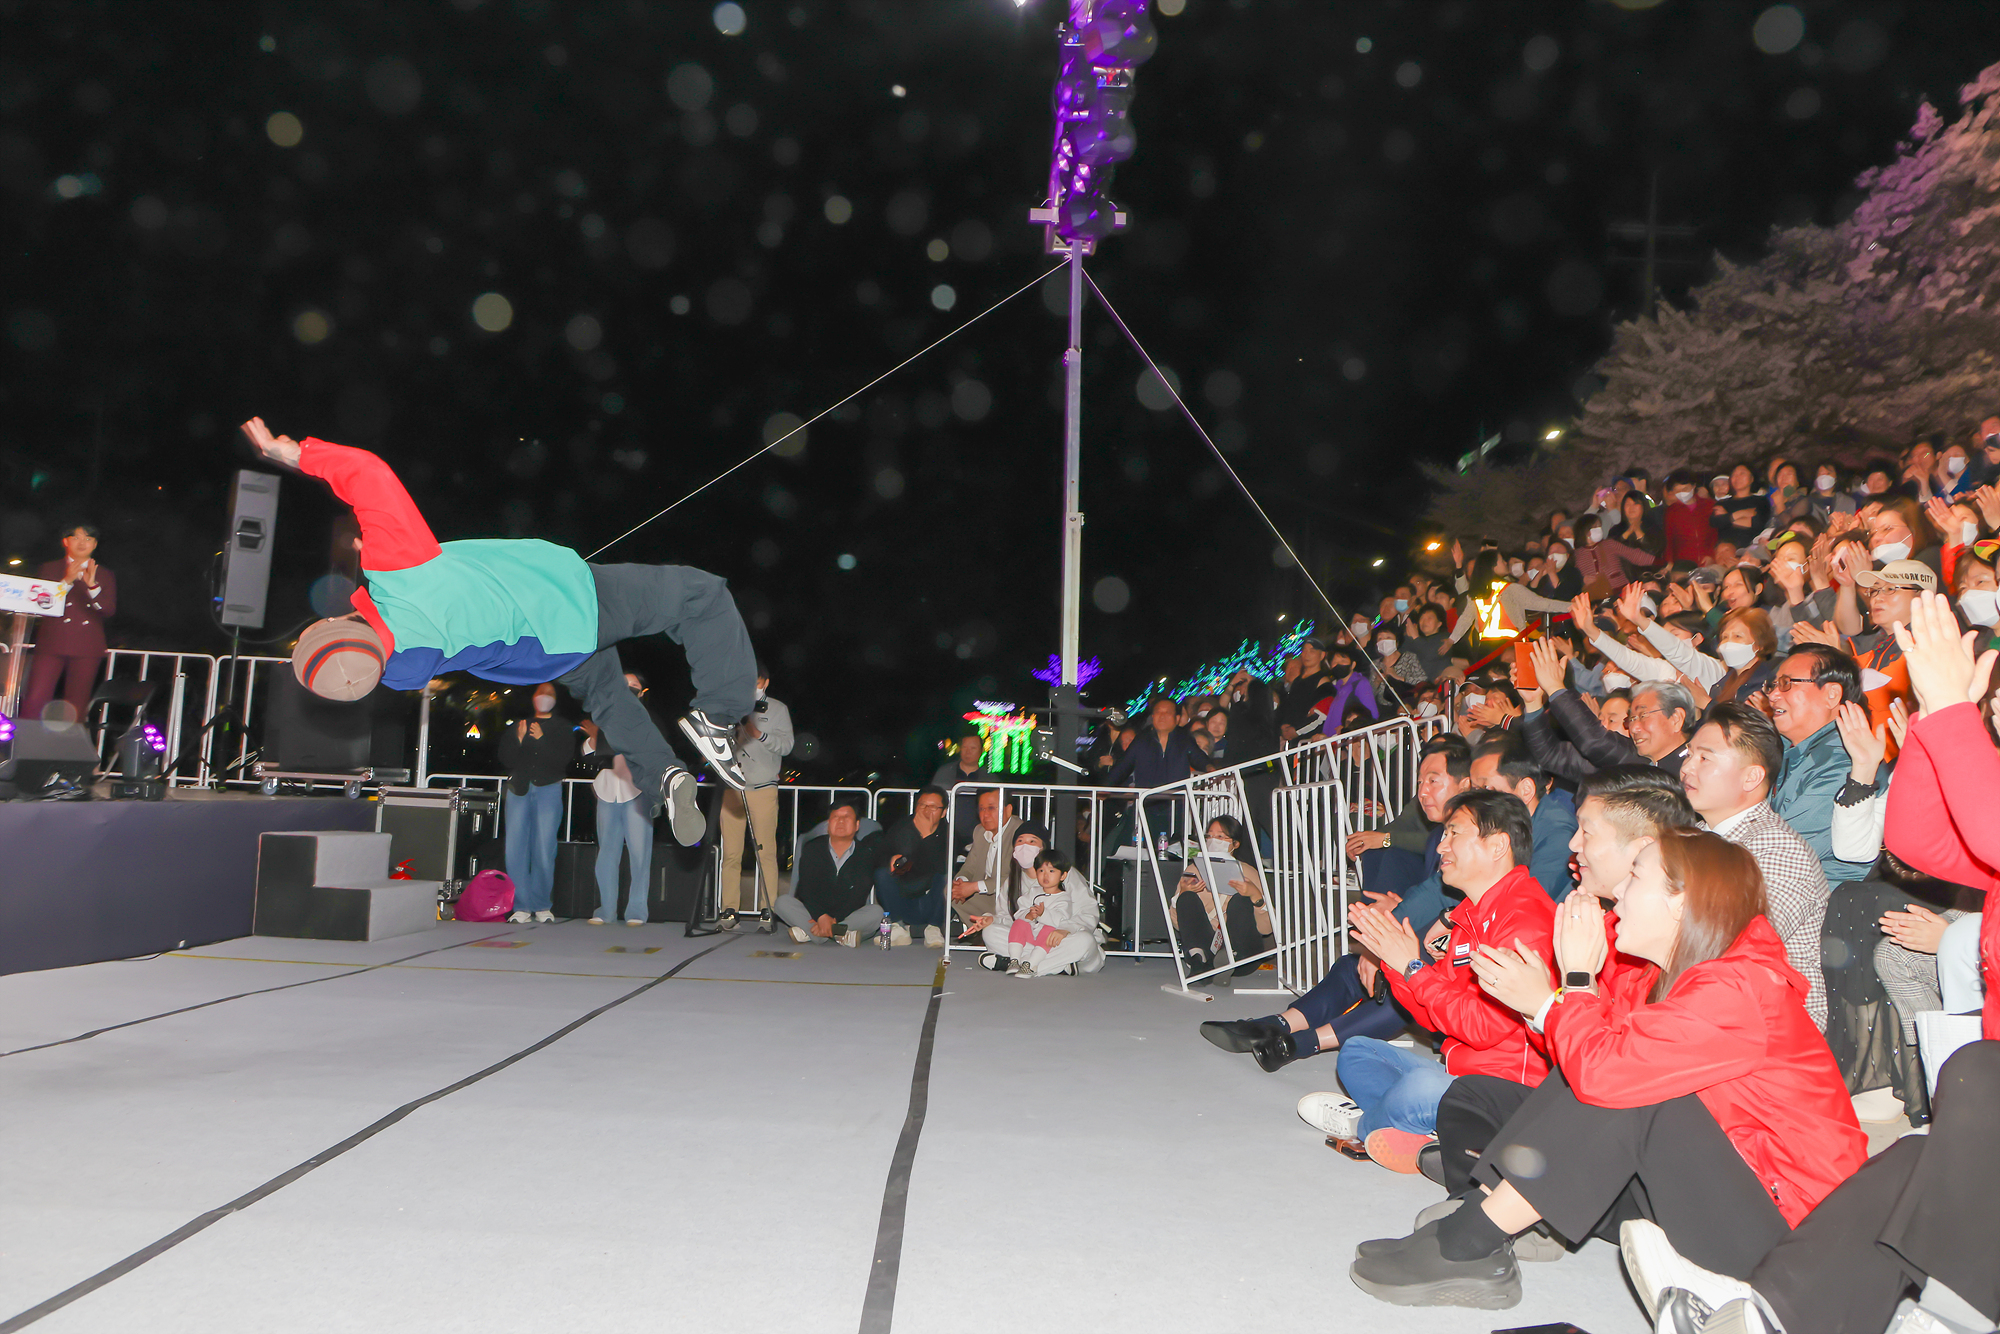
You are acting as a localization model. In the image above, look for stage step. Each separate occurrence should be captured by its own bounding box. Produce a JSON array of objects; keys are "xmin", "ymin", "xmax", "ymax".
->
[{"xmin": 255, "ymin": 831, "xmax": 442, "ymax": 942}]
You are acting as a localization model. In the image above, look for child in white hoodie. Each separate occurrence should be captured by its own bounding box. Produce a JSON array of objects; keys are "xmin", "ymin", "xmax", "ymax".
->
[{"xmin": 975, "ymin": 849, "xmax": 1104, "ymax": 978}]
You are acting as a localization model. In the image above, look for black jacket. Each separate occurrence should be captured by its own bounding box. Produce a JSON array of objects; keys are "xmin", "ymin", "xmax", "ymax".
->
[
  {"xmin": 498, "ymin": 715, "xmax": 579, "ymax": 795},
  {"xmin": 881, "ymin": 817, "xmax": 947, "ymax": 883},
  {"xmin": 793, "ymin": 832, "xmax": 880, "ymax": 922},
  {"xmin": 1224, "ymin": 682, "xmax": 1281, "ymax": 765},
  {"xmin": 1520, "ymin": 691, "xmax": 1687, "ymax": 785},
  {"xmin": 1108, "ymin": 727, "xmax": 1213, "ymax": 789}
]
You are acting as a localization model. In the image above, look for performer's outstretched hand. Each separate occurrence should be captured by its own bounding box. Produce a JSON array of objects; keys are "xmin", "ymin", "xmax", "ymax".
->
[{"xmin": 240, "ymin": 417, "xmax": 303, "ymax": 469}]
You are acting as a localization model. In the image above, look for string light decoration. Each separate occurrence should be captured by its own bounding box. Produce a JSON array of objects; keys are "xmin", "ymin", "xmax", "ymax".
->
[
  {"xmin": 1122, "ymin": 620, "xmax": 1315, "ymax": 716},
  {"xmin": 1031, "ymin": 654, "xmax": 1101, "ymax": 688},
  {"xmin": 959, "ymin": 699, "xmax": 1039, "ymax": 774}
]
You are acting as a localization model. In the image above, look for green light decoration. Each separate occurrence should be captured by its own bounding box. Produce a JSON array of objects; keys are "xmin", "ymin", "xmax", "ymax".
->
[
  {"xmin": 961, "ymin": 699, "xmax": 1038, "ymax": 775},
  {"xmin": 1123, "ymin": 620, "xmax": 1315, "ymax": 717}
]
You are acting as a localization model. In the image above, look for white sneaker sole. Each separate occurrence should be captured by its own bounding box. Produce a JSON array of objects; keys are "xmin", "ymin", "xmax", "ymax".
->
[
  {"xmin": 1619, "ymin": 1220, "xmax": 1757, "ymax": 1324},
  {"xmin": 677, "ymin": 717, "xmax": 747, "ymax": 790},
  {"xmin": 664, "ymin": 769, "xmax": 703, "ymax": 846},
  {"xmin": 1296, "ymin": 1094, "xmax": 1364, "ymax": 1139}
]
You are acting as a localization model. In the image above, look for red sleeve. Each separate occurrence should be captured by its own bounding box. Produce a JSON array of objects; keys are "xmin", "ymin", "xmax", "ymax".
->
[
  {"xmin": 298, "ymin": 438, "xmax": 442, "ymax": 572},
  {"xmin": 1885, "ymin": 704, "xmax": 2000, "ymax": 894},
  {"xmin": 1546, "ymin": 970, "xmax": 1768, "ymax": 1108},
  {"xmin": 1391, "ymin": 896, "xmax": 1555, "ymax": 1052}
]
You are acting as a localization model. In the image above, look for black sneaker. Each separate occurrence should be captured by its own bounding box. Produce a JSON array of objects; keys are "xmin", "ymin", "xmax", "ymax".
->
[
  {"xmin": 1200, "ymin": 1016, "xmax": 1287, "ymax": 1055},
  {"xmin": 660, "ymin": 767, "xmax": 702, "ymax": 845},
  {"xmin": 1348, "ymin": 1219, "xmax": 1521, "ymax": 1310},
  {"xmin": 677, "ymin": 709, "xmax": 746, "ymax": 790},
  {"xmin": 717, "ymin": 910, "xmax": 740, "ymax": 931}
]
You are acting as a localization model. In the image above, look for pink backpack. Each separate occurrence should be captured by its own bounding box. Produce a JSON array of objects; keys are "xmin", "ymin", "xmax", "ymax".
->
[{"xmin": 453, "ymin": 870, "xmax": 515, "ymax": 921}]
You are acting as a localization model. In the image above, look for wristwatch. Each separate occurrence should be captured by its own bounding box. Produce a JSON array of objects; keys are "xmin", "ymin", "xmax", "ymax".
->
[
  {"xmin": 1563, "ymin": 970, "xmax": 1595, "ymax": 989},
  {"xmin": 1404, "ymin": 958, "xmax": 1426, "ymax": 978}
]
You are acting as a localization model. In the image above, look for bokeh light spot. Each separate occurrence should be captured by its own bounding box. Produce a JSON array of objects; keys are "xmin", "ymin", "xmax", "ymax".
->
[
  {"xmin": 666, "ymin": 63, "xmax": 715, "ymax": 112},
  {"xmin": 764, "ymin": 412, "xmax": 808, "ymax": 457},
  {"xmin": 471, "ymin": 292, "xmax": 514, "ymax": 332},
  {"xmin": 824, "ymin": 194, "xmax": 853, "ymax": 224},
  {"xmin": 836, "ymin": 553, "xmax": 858, "ymax": 570},
  {"xmin": 292, "ymin": 309, "xmax": 332, "ymax": 344},
  {"xmin": 713, "ymin": 2, "xmax": 747, "ymax": 35},
  {"xmin": 930, "ymin": 284, "xmax": 957, "ymax": 311},
  {"xmin": 1752, "ymin": 5, "xmax": 1805, "ymax": 55},
  {"xmin": 1203, "ymin": 368, "xmax": 1243, "ymax": 409},
  {"xmin": 873, "ymin": 467, "xmax": 905, "ymax": 499},
  {"xmin": 950, "ymin": 379, "xmax": 991, "ymax": 422},
  {"xmin": 265, "ymin": 112, "xmax": 304, "ymax": 147},
  {"xmin": 1135, "ymin": 365, "xmax": 1182, "ymax": 411},
  {"xmin": 926, "ymin": 237, "xmax": 950, "ymax": 262},
  {"xmin": 1522, "ymin": 35, "xmax": 1559, "ymax": 72},
  {"xmin": 1092, "ymin": 577, "xmax": 1131, "ymax": 614},
  {"xmin": 565, "ymin": 313, "xmax": 603, "ymax": 351}
]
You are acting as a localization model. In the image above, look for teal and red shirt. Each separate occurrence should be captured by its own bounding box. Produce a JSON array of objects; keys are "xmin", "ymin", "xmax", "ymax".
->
[{"xmin": 301, "ymin": 439, "xmax": 598, "ymax": 688}]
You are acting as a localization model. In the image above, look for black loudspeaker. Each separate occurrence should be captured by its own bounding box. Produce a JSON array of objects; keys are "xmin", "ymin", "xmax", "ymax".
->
[
  {"xmin": 220, "ymin": 469, "xmax": 281, "ymax": 630},
  {"xmin": 651, "ymin": 838, "xmax": 708, "ymax": 923},
  {"xmin": 0, "ymin": 718, "xmax": 101, "ymax": 796},
  {"xmin": 266, "ymin": 670, "xmax": 406, "ymax": 772}
]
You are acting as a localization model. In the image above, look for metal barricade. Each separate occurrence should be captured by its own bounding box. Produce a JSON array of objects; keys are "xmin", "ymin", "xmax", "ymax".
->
[{"xmin": 86, "ymin": 649, "xmax": 219, "ymax": 786}]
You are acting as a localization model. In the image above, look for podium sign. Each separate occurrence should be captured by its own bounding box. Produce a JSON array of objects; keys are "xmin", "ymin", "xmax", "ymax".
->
[{"xmin": 0, "ymin": 576, "xmax": 67, "ymax": 618}]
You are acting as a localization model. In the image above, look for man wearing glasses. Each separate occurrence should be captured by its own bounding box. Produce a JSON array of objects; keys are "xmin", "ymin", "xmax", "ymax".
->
[{"xmin": 1767, "ymin": 645, "xmax": 1877, "ymax": 888}]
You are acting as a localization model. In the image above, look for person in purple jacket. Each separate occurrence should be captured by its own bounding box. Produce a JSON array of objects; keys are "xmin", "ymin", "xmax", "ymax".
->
[{"xmin": 240, "ymin": 418, "xmax": 755, "ymax": 845}]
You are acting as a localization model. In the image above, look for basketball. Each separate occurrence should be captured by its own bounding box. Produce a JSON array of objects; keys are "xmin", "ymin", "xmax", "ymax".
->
[{"xmin": 293, "ymin": 618, "xmax": 385, "ymax": 700}]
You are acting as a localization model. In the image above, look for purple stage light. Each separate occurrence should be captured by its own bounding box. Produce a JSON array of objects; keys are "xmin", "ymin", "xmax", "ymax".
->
[
  {"xmin": 1032, "ymin": 653, "xmax": 1102, "ymax": 688},
  {"xmin": 0, "ymin": 714, "xmax": 12, "ymax": 745},
  {"xmin": 1038, "ymin": 1, "xmax": 1158, "ymax": 251}
]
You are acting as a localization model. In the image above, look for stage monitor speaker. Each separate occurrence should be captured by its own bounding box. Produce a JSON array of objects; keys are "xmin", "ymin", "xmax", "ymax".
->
[
  {"xmin": 220, "ymin": 469, "xmax": 281, "ymax": 630},
  {"xmin": 0, "ymin": 718, "xmax": 101, "ymax": 795},
  {"xmin": 266, "ymin": 670, "xmax": 404, "ymax": 772}
]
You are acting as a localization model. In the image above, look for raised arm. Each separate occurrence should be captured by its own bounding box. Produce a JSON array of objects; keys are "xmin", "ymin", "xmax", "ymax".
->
[{"xmin": 241, "ymin": 420, "xmax": 442, "ymax": 572}]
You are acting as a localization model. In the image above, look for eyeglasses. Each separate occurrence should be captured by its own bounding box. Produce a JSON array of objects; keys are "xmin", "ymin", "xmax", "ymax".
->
[
  {"xmin": 1625, "ymin": 706, "xmax": 1676, "ymax": 723},
  {"xmin": 1769, "ymin": 675, "xmax": 1827, "ymax": 694}
]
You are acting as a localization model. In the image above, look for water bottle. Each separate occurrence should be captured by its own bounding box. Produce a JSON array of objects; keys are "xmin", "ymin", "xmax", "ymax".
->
[{"xmin": 876, "ymin": 919, "xmax": 892, "ymax": 949}]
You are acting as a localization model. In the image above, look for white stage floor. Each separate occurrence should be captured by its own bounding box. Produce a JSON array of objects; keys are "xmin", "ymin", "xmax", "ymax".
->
[{"xmin": 1, "ymin": 921, "xmax": 1648, "ymax": 1334}]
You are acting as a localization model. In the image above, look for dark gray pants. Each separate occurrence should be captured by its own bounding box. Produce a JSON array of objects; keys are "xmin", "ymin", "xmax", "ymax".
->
[{"xmin": 556, "ymin": 564, "xmax": 757, "ymax": 804}]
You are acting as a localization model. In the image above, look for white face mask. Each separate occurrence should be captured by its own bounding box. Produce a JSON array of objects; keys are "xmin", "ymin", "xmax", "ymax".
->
[
  {"xmin": 1674, "ymin": 489, "xmax": 1694, "ymax": 505},
  {"xmin": 1586, "ymin": 527, "xmax": 1603, "ymax": 545},
  {"xmin": 1815, "ymin": 474, "xmax": 1835, "ymax": 492},
  {"xmin": 756, "ymin": 686, "xmax": 768, "ymax": 700},
  {"xmin": 1960, "ymin": 589, "xmax": 2000, "ymax": 627},
  {"xmin": 1462, "ymin": 693, "xmax": 1485, "ymax": 711},
  {"xmin": 1012, "ymin": 844, "xmax": 1041, "ymax": 871},
  {"xmin": 1946, "ymin": 456, "xmax": 1967, "ymax": 476},
  {"xmin": 1375, "ymin": 639, "xmax": 1397, "ymax": 657},
  {"xmin": 1203, "ymin": 837, "xmax": 1231, "ymax": 859},
  {"xmin": 1509, "ymin": 560, "xmax": 1525, "ymax": 577},
  {"xmin": 1872, "ymin": 541, "xmax": 1912, "ymax": 563},
  {"xmin": 1962, "ymin": 522, "xmax": 1980, "ymax": 545},
  {"xmin": 1717, "ymin": 640, "xmax": 1757, "ymax": 669},
  {"xmin": 533, "ymin": 694, "xmax": 556, "ymax": 713},
  {"xmin": 1351, "ymin": 619, "xmax": 1369, "ymax": 638},
  {"xmin": 1602, "ymin": 671, "xmax": 1634, "ymax": 691},
  {"xmin": 1416, "ymin": 700, "xmax": 1439, "ymax": 717},
  {"xmin": 1549, "ymin": 551, "xmax": 1569, "ymax": 569},
  {"xmin": 1393, "ymin": 598, "xmax": 1408, "ymax": 612}
]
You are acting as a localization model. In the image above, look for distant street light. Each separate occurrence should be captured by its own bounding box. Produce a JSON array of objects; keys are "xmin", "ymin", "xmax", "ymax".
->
[
  {"xmin": 1423, "ymin": 540, "xmax": 1441, "ymax": 552},
  {"xmin": 1543, "ymin": 427, "xmax": 1564, "ymax": 441},
  {"xmin": 1370, "ymin": 557, "xmax": 1385, "ymax": 568}
]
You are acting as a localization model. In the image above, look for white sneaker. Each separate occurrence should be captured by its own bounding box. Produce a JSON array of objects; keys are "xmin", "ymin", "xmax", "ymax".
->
[
  {"xmin": 978, "ymin": 952, "xmax": 1007, "ymax": 972},
  {"xmin": 888, "ymin": 923, "xmax": 912, "ymax": 948},
  {"xmin": 660, "ymin": 767, "xmax": 703, "ymax": 846},
  {"xmin": 923, "ymin": 925, "xmax": 945, "ymax": 948},
  {"xmin": 836, "ymin": 929, "xmax": 860, "ymax": 948},
  {"xmin": 1296, "ymin": 1092, "xmax": 1364, "ymax": 1139},
  {"xmin": 532, "ymin": 910, "xmax": 555, "ymax": 923},
  {"xmin": 677, "ymin": 710, "xmax": 747, "ymax": 790},
  {"xmin": 586, "ymin": 916, "xmax": 606, "ymax": 925},
  {"xmin": 789, "ymin": 926, "xmax": 812, "ymax": 944},
  {"xmin": 625, "ymin": 918, "xmax": 644, "ymax": 927},
  {"xmin": 1619, "ymin": 1220, "xmax": 1761, "ymax": 1326},
  {"xmin": 507, "ymin": 911, "xmax": 532, "ymax": 924}
]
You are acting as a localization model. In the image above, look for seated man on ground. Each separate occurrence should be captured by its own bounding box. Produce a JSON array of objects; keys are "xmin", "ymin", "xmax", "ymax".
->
[
  {"xmin": 949, "ymin": 788, "xmax": 1021, "ymax": 932},
  {"xmin": 874, "ymin": 785, "xmax": 951, "ymax": 948},
  {"xmin": 774, "ymin": 801, "xmax": 884, "ymax": 946},
  {"xmin": 1322, "ymin": 789, "xmax": 1558, "ymax": 1173},
  {"xmin": 1681, "ymin": 701, "xmax": 1834, "ymax": 1029},
  {"xmin": 970, "ymin": 847, "xmax": 1104, "ymax": 978},
  {"xmin": 1469, "ymin": 733, "xmax": 1577, "ymax": 902},
  {"xmin": 1199, "ymin": 735, "xmax": 1473, "ymax": 1071},
  {"xmin": 1352, "ymin": 829, "xmax": 1865, "ymax": 1313}
]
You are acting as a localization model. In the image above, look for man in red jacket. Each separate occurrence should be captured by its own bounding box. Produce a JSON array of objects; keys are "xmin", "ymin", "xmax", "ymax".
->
[{"xmin": 1338, "ymin": 789, "xmax": 1557, "ymax": 1172}]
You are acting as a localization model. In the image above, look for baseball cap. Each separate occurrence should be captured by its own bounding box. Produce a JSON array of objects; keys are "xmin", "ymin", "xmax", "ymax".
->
[{"xmin": 1853, "ymin": 559, "xmax": 1937, "ymax": 592}]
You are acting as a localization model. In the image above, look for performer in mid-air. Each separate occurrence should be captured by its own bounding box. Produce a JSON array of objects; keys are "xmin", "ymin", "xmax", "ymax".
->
[{"xmin": 239, "ymin": 417, "xmax": 753, "ymax": 845}]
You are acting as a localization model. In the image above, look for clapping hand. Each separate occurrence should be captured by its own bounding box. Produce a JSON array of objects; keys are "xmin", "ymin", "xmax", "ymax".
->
[
  {"xmin": 1833, "ymin": 701, "xmax": 1887, "ymax": 785},
  {"xmin": 1924, "ymin": 496, "xmax": 1962, "ymax": 545},
  {"xmin": 1886, "ymin": 696, "xmax": 1911, "ymax": 750},
  {"xmin": 1973, "ymin": 484, "xmax": 2000, "ymax": 533},
  {"xmin": 1554, "ymin": 891, "xmax": 1610, "ymax": 980},
  {"xmin": 1471, "ymin": 941, "xmax": 1556, "ymax": 1018},
  {"xmin": 1569, "ymin": 592, "xmax": 1596, "ymax": 631},
  {"xmin": 1527, "ymin": 636, "xmax": 1567, "ymax": 692},
  {"xmin": 239, "ymin": 417, "xmax": 303, "ymax": 469},
  {"xmin": 1789, "ymin": 620, "xmax": 1842, "ymax": 648},
  {"xmin": 1617, "ymin": 582, "xmax": 1652, "ymax": 625},
  {"xmin": 1892, "ymin": 591, "xmax": 1998, "ymax": 717},
  {"xmin": 1349, "ymin": 901, "xmax": 1421, "ymax": 973}
]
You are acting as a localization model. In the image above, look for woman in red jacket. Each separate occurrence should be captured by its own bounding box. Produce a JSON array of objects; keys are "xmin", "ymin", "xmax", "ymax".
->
[{"xmin": 1350, "ymin": 828, "xmax": 1864, "ymax": 1311}]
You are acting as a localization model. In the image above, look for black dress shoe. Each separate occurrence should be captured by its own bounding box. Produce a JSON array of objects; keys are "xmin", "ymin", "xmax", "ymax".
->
[
  {"xmin": 1198, "ymin": 1016, "xmax": 1286, "ymax": 1054},
  {"xmin": 1252, "ymin": 1028, "xmax": 1301, "ymax": 1073},
  {"xmin": 1348, "ymin": 1220, "xmax": 1521, "ymax": 1310}
]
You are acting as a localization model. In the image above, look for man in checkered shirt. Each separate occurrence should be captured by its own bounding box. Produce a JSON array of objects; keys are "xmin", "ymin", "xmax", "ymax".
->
[{"xmin": 1678, "ymin": 702, "xmax": 1832, "ymax": 1030}]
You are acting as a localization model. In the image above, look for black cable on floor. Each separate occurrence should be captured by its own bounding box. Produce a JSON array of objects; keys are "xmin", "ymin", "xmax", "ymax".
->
[
  {"xmin": 0, "ymin": 935, "xmax": 733, "ymax": 1333},
  {"xmin": 856, "ymin": 956, "xmax": 949, "ymax": 1334},
  {"xmin": 0, "ymin": 927, "xmax": 526, "ymax": 1059}
]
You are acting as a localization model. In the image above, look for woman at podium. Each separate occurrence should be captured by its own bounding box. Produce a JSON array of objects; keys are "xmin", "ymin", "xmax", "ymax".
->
[{"xmin": 23, "ymin": 523, "xmax": 115, "ymax": 723}]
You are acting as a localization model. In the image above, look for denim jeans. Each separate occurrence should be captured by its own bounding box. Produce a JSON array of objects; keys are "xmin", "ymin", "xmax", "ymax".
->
[
  {"xmin": 872, "ymin": 869, "xmax": 946, "ymax": 930},
  {"xmin": 504, "ymin": 782, "xmax": 563, "ymax": 913},
  {"xmin": 1336, "ymin": 1035, "xmax": 1456, "ymax": 1139},
  {"xmin": 594, "ymin": 796, "xmax": 655, "ymax": 922}
]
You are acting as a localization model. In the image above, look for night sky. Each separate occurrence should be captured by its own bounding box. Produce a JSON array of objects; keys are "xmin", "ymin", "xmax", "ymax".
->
[{"xmin": 7, "ymin": 0, "xmax": 2000, "ymax": 779}]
